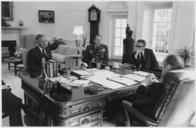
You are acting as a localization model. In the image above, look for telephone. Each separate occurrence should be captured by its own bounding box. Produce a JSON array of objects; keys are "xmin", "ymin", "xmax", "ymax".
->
[{"xmin": 49, "ymin": 81, "xmax": 72, "ymax": 101}]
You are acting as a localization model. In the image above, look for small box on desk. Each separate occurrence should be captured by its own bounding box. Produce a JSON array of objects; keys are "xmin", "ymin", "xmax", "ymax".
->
[{"xmin": 45, "ymin": 60, "xmax": 58, "ymax": 78}]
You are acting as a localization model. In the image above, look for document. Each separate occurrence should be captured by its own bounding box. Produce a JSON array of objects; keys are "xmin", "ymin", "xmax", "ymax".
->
[
  {"xmin": 107, "ymin": 76, "xmax": 137, "ymax": 86},
  {"xmin": 124, "ymin": 73, "xmax": 146, "ymax": 82},
  {"xmin": 48, "ymin": 76, "xmax": 89, "ymax": 87},
  {"xmin": 87, "ymin": 70, "xmax": 125, "ymax": 89},
  {"xmin": 71, "ymin": 70, "xmax": 93, "ymax": 76},
  {"xmin": 132, "ymin": 71, "xmax": 150, "ymax": 77}
]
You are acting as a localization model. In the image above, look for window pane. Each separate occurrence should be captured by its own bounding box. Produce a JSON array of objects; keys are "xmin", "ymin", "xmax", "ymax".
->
[
  {"xmin": 152, "ymin": 8, "xmax": 172, "ymax": 54},
  {"xmin": 115, "ymin": 38, "xmax": 121, "ymax": 46},
  {"xmin": 121, "ymin": 19, "xmax": 127, "ymax": 28},
  {"xmin": 115, "ymin": 29, "xmax": 121, "ymax": 37},
  {"xmin": 154, "ymin": 9, "xmax": 172, "ymax": 22},
  {"xmin": 114, "ymin": 47, "xmax": 120, "ymax": 56},
  {"xmin": 120, "ymin": 28, "xmax": 126, "ymax": 38},
  {"xmin": 114, "ymin": 46, "xmax": 123, "ymax": 56},
  {"xmin": 116, "ymin": 19, "xmax": 121, "ymax": 28}
]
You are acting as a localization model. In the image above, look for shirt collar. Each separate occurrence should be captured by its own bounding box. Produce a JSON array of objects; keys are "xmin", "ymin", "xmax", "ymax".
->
[{"xmin": 38, "ymin": 46, "xmax": 44, "ymax": 52}]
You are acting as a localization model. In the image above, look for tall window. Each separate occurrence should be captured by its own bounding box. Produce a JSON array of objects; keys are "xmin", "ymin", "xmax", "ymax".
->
[
  {"xmin": 152, "ymin": 9, "xmax": 172, "ymax": 55},
  {"xmin": 111, "ymin": 16, "xmax": 127, "ymax": 58}
]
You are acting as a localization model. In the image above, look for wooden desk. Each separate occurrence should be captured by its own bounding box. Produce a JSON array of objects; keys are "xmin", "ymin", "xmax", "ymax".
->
[{"xmin": 19, "ymin": 69, "xmax": 140, "ymax": 126}]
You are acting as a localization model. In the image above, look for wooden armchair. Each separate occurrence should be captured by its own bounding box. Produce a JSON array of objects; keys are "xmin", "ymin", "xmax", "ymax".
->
[{"xmin": 122, "ymin": 79, "xmax": 195, "ymax": 126}]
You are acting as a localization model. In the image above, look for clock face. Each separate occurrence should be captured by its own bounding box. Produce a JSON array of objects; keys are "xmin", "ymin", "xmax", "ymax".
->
[{"xmin": 90, "ymin": 9, "xmax": 97, "ymax": 21}]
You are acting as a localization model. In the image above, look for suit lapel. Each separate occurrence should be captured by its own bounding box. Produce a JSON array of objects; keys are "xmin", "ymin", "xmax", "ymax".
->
[
  {"xmin": 144, "ymin": 49, "xmax": 147, "ymax": 63},
  {"xmin": 36, "ymin": 47, "xmax": 44, "ymax": 58}
]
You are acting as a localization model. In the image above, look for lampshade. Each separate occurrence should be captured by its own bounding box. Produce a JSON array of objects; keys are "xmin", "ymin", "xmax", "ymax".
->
[{"xmin": 73, "ymin": 25, "xmax": 84, "ymax": 36}]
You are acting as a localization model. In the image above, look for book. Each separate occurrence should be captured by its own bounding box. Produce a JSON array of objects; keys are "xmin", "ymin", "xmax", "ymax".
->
[{"xmin": 45, "ymin": 60, "xmax": 58, "ymax": 78}]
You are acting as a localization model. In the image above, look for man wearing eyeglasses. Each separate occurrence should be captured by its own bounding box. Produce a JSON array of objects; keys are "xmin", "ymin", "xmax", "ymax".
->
[{"xmin": 130, "ymin": 39, "xmax": 159, "ymax": 72}]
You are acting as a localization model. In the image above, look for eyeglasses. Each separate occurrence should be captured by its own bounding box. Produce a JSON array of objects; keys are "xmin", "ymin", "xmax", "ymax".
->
[{"xmin": 136, "ymin": 45, "xmax": 144, "ymax": 48}]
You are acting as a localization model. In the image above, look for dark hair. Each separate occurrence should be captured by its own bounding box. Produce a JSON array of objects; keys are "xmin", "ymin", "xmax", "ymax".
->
[
  {"xmin": 137, "ymin": 39, "xmax": 146, "ymax": 47},
  {"xmin": 163, "ymin": 54, "xmax": 184, "ymax": 70},
  {"xmin": 35, "ymin": 34, "xmax": 45, "ymax": 41}
]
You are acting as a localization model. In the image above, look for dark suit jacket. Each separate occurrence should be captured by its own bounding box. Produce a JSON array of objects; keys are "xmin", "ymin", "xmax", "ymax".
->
[
  {"xmin": 27, "ymin": 46, "xmax": 52, "ymax": 78},
  {"xmin": 131, "ymin": 82, "xmax": 164, "ymax": 119},
  {"xmin": 129, "ymin": 48, "xmax": 159, "ymax": 71},
  {"xmin": 122, "ymin": 38, "xmax": 134, "ymax": 63},
  {"xmin": 83, "ymin": 44, "xmax": 109, "ymax": 68}
]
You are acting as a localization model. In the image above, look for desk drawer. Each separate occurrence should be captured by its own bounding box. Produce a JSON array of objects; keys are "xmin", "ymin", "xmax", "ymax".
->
[
  {"xmin": 67, "ymin": 110, "xmax": 102, "ymax": 126},
  {"xmin": 59, "ymin": 99, "xmax": 105, "ymax": 118}
]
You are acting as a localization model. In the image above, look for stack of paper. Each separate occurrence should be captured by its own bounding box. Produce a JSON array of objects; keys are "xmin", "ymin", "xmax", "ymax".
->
[
  {"xmin": 71, "ymin": 70, "xmax": 93, "ymax": 78},
  {"xmin": 133, "ymin": 71, "xmax": 150, "ymax": 77},
  {"xmin": 124, "ymin": 73, "xmax": 146, "ymax": 82},
  {"xmin": 87, "ymin": 70, "xmax": 127, "ymax": 89},
  {"xmin": 107, "ymin": 76, "xmax": 137, "ymax": 86}
]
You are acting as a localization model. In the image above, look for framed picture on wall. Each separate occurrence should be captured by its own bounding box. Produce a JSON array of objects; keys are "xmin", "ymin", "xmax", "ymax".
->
[
  {"xmin": 38, "ymin": 10, "xmax": 54, "ymax": 23},
  {"xmin": 2, "ymin": 2, "xmax": 13, "ymax": 21}
]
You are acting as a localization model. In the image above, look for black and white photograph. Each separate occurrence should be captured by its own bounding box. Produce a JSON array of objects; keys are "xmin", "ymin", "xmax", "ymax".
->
[{"xmin": 1, "ymin": 0, "xmax": 195, "ymax": 127}]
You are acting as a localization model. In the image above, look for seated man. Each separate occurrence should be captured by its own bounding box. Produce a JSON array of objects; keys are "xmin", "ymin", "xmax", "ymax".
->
[
  {"xmin": 27, "ymin": 34, "xmax": 52, "ymax": 78},
  {"xmin": 2, "ymin": 80, "xmax": 23, "ymax": 126},
  {"xmin": 106, "ymin": 54, "xmax": 184, "ymax": 126},
  {"xmin": 82, "ymin": 35, "xmax": 109, "ymax": 69},
  {"xmin": 129, "ymin": 39, "xmax": 159, "ymax": 71}
]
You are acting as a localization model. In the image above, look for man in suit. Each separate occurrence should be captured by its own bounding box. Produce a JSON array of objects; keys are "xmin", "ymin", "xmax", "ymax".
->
[
  {"xmin": 130, "ymin": 39, "xmax": 159, "ymax": 71},
  {"xmin": 27, "ymin": 34, "xmax": 52, "ymax": 78},
  {"xmin": 82, "ymin": 35, "xmax": 109, "ymax": 69},
  {"xmin": 106, "ymin": 54, "xmax": 184, "ymax": 126}
]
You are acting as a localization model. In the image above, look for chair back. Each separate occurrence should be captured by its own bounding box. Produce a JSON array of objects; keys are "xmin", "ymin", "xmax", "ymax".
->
[
  {"xmin": 21, "ymin": 49, "xmax": 30, "ymax": 71},
  {"xmin": 158, "ymin": 80, "xmax": 195, "ymax": 126},
  {"xmin": 153, "ymin": 82, "xmax": 178, "ymax": 122},
  {"xmin": 20, "ymin": 34, "xmax": 36, "ymax": 49}
]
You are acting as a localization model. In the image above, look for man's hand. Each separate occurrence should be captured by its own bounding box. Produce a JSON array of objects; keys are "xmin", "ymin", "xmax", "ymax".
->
[
  {"xmin": 96, "ymin": 62, "xmax": 102, "ymax": 69},
  {"xmin": 80, "ymin": 62, "xmax": 88, "ymax": 70},
  {"xmin": 141, "ymin": 73, "xmax": 158, "ymax": 86},
  {"xmin": 91, "ymin": 58, "xmax": 96, "ymax": 63},
  {"xmin": 135, "ymin": 48, "xmax": 141, "ymax": 59}
]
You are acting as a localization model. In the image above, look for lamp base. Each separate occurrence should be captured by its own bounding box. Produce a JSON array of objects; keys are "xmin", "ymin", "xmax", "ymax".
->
[{"xmin": 75, "ymin": 39, "xmax": 81, "ymax": 47}]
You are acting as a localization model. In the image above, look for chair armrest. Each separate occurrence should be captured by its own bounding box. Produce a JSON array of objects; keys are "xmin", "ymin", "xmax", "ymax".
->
[{"xmin": 122, "ymin": 100, "xmax": 158, "ymax": 126}]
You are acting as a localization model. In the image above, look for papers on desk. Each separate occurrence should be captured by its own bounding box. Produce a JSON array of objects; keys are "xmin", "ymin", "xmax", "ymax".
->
[
  {"xmin": 71, "ymin": 70, "xmax": 93, "ymax": 78},
  {"xmin": 87, "ymin": 70, "xmax": 127, "ymax": 89},
  {"xmin": 132, "ymin": 71, "xmax": 150, "ymax": 77},
  {"xmin": 48, "ymin": 76, "xmax": 90, "ymax": 87},
  {"xmin": 107, "ymin": 76, "xmax": 137, "ymax": 86},
  {"xmin": 124, "ymin": 73, "xmax": 146, "ymax": 82}
]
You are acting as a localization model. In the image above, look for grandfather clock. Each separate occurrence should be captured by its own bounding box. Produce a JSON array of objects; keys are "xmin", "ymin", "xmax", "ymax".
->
[{"xmin": 88, "ymin": 5, "xmax": 101, "ymax": 44}]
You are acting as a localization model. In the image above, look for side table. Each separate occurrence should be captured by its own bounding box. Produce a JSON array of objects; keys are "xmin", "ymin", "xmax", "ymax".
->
[{"xmin": 4, "ymin": 57, "xmax": 24, "ymax": 75}]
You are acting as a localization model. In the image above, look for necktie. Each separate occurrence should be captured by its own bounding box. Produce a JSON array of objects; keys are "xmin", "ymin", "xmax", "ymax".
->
[
  {"xmin": 42, "ymin": 49, "xmax": 48, "ymax": 59},
  {"xmin": 141, "ymin": 53, "xmax": 144, "ymax": 62}
]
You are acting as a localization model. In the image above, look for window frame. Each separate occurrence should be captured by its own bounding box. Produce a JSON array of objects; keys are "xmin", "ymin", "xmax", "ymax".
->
[
  {"xmin": 142, "ymin": 3, "xmax": 173, "ymax": 62},
  {"xmin": 111, "ymin": 14, "xmax": 128, "ymax": 59}
]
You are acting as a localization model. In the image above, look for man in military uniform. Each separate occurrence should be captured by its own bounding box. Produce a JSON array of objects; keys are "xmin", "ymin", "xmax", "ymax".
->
[{"xmin": 82, "ymin": 35, "xmax": 109, "ymax": 69}]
